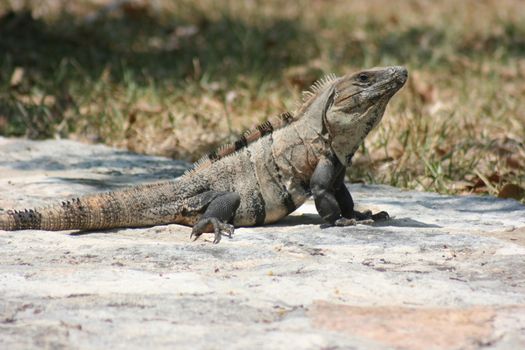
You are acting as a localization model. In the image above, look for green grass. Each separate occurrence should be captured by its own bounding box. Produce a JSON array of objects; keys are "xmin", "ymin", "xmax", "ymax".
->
[{"xmin": 1, "ymin": 0, "xmax": 524, "ymax": 200}]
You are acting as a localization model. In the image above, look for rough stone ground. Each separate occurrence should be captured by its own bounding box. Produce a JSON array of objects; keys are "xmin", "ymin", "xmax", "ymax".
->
[{"xmin": 0, "ymin": 137, "xmax": 524, "ymax": 350}]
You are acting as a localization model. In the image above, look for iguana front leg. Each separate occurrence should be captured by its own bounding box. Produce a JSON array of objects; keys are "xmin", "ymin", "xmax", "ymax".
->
[
  {"xmin": 310, "ymin": 156, "xmax": 389, "ymax": 226},
  {"xmin": 190, "ymin": 192, "xmax": 240, "ymax": 244}
]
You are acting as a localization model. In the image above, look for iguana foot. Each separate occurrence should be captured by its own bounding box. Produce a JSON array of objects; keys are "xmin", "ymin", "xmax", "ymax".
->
[
  {"xmin": 190, "ymin": 217, "xmax": 234, "ymax": 244},
  {"xmin": 355, "ymin": 209, "xmax": 390, "ymax": 222},
  {"xmin": 334, "ymin": 210, "xmax": 390, "ymax": 226}
]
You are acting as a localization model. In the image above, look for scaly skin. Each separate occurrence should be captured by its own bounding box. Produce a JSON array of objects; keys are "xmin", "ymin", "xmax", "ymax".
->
[{"xmin": 0, "ymin": 66, "xmax": 407, "ymax": 243}]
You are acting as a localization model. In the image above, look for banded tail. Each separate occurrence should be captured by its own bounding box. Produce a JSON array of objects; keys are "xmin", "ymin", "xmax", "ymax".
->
[{"xmin": 0, "ymin": 181, "xmax": 182, "ymax": 231}]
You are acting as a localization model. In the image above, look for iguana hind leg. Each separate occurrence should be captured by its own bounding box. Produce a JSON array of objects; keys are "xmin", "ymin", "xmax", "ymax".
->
[{"xmin": 190, "ymin": 192, "xmax": 240, "ymax": 244}]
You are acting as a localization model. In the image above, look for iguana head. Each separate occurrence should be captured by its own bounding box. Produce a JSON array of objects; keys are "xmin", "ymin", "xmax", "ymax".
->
[{"xmin": 324, "ymin": 66, "xmax": 407, "ymax": 165}]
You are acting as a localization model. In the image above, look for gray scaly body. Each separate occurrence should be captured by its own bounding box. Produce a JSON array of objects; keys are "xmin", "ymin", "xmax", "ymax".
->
[{"xmin": 0, "ymin": 66, "xmax": 408, "ymax": 243}]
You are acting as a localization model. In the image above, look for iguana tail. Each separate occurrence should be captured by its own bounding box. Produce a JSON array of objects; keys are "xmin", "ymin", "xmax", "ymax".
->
[{"xmin": 0, "ymin": 181, "xmax": 182, "ymax": 231}]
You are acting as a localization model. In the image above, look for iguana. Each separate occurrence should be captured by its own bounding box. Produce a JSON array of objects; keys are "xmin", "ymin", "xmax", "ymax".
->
[{"xmin": 0, "ymin": 66, "xmax": 407, "ymax": 243}]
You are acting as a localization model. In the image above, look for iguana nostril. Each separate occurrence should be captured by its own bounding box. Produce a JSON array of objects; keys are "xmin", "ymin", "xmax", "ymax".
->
[{"xmin": 394, "ymin": 66, "xmax": 408, "ymax": 84}]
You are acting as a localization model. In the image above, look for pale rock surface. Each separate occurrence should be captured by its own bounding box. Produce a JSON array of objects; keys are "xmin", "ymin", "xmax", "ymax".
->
[{"xmin": 0, "ymin": 137, "xmax": 524, "ymax": 349}]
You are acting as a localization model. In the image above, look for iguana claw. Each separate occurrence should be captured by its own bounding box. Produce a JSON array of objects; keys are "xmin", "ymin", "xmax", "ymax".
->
[
  {"xmin": 190, "ymin": 217, "xmax": 234, "ymax": 244},
  {"xmin": 212, "ymin": 221, "xmax": 234, "ymax": 244}
]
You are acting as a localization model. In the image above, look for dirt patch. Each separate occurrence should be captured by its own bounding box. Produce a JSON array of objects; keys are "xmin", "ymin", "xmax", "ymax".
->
[
  {"xmin": 310, "ymin": 301, "xmax": 496, "ymax": 350},
  {"xmin": 479, "ymin": 226, "xmax": 525, "ymax": 247}
]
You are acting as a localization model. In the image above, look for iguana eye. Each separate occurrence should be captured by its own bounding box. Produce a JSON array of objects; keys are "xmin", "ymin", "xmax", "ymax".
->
[{"xmin": 358, "ymin": 73, "xmax": 369, "ymax": 83}]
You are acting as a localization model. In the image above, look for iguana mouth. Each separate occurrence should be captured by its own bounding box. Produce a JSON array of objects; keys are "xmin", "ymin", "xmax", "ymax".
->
[{"xmin": 395, "ymin": 66, "xmax": 408, "ymax": 84}]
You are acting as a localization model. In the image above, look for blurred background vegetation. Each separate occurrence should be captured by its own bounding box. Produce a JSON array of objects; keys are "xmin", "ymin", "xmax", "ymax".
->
[{"xmin": 0, "ymin": 0, "xmax": 524, "ymax": 200}]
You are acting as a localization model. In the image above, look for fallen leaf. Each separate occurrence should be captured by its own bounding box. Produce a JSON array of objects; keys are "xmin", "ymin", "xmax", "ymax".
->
[
  {"xmin": 506, "ymin": 156, "xmax": 524, "ymax": 170},
  {"xmin": 498, "ymin": 184, "xmax": 525, "ymax": 201},
  {"xmin": 10, "ymin": 67, "xmax": 24, "ymax": 87}
]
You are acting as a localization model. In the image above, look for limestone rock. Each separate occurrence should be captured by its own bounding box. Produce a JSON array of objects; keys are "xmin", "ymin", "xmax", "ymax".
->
[{"xmin": 1, "ymin": 137, "xmax": 524, "ymax": 349}]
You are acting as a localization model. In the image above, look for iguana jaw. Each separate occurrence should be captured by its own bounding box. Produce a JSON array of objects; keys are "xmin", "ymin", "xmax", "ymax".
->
[{"xmin": 324, "ymin": 66, "xmax": 408, "ymax": 165}]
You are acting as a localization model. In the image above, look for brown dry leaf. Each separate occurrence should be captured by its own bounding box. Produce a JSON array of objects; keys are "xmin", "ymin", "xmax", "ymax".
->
[
  {"xmin": 100, "ymin": 65, "xmax": 111, "ymax": 83},
  {"xmin": 121, "ymin": 1, "xmax": 151, "ymax": 19},
  {"xmin": 518, "ymin": 58, "xmax": 525, "ymax": 75},
  {"xmin": 487, "ymin": 173, "xmax": 502, "ymax": 184},
  {"xmin": 498, "ymin": 184, "xmax": 525, "ymax": 201},
  {"xmin": 506, "ymin": 156, "xmax": 524, "ymax": 170},
  {"xmin": 10, "ymin": 67, "xmax": 24, "ymax": 87},
  {"xmin": 434, "ymin": 146, "xmax": 449, "ymax": 157},
  {"xmin": 467, "ymin": 172, "xmax": 502, "ymax": 193},
  {"xmin": 468, "ymin": 177, "xmax": 486, "ymax": 190},
  {"xmin": 16, "ymin": 93, "xmax": 56, "ymax": 106},
  {"xmin": 133, "ymin": 100, "xmax": 162, "ymax": 114},
  {"xmin": 500, "ymin": 66, "xmax": 519, "ymax": 80},
  {"xmin": 0, "ymin": 115, "xmax": 7, "ymax": 130},
  {"xmin": 450, "ymin": 180, "xmax": 474, "ymax": 193},
  {"xmin": 408, "ymin": 71, "xmax": 436, "ymax": 104},
  {"xmin": 175, "ymin": 25, "xmax": 199, "ymax": 39}
]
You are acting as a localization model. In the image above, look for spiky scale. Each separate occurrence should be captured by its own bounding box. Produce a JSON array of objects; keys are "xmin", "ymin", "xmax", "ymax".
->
[{"xmin": 303, "ymin": 73, "xmax": 338, "ymax": 101}]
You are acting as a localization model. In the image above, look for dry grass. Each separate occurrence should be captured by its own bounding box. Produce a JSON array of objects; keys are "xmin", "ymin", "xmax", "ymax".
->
[{"xmin": 0, "ymin": 0, "xmax": 524, "ymax": 200}]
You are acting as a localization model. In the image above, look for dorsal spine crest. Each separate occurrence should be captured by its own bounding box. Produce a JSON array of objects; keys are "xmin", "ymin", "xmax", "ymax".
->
[
  {"xmin": 302, "ymin": 73, "xmax": 338, "ymax": 102},
  {"xmin": 184, "ymin": 111, "xmax": 294, "ymax": 177}
]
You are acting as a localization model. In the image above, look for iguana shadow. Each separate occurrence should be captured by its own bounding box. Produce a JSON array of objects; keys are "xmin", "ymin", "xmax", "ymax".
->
[
  {"xmin": 370, "ymin": 217, "xmax": 441, "ymax": 228},
  {"xmin": 67, "ymin": 215, "xmax": 440, "ymax": 237},
  {"xmin": 273, "ymin": 214, "xmax": 441, "ymax": 228}
]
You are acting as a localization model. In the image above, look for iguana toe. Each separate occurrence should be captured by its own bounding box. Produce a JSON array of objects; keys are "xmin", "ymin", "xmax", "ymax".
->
[
  {"xmin": 190, "ymin": 230, "xmax": 202, "ymax": 241},
  {"xmin": 354, "ymin": 209, "xmax": 373, "ymax": 220},
  {"xmin": 371, "ymin": 211, "xmax": 390, "ymax": 221},
  {"xmin": 212, "ymin": 222, "xmax": 234, "ymax": 244},
  {"xmin": 191, "ymin": 217, "xmax": 234, "ymax": 244},
  {"xmin": 353, "ymin": 209, "xmax": 390, "ymax": 223}
]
